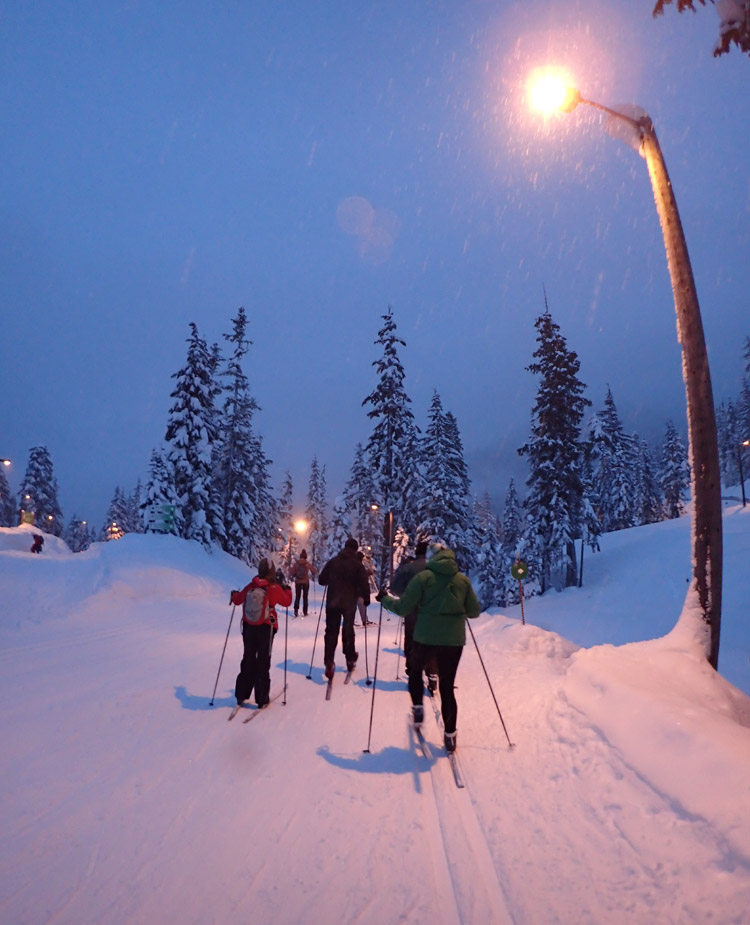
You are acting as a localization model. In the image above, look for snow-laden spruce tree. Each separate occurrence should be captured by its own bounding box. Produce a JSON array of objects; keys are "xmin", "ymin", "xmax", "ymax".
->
[
  {"xmin": 473, "ymin": 493, "xmax": 505, "ymax": 609},
  {"xmin": 631, "ymin": 436, "xmax": 663, "ymax": 525},
  {"xmin": 165, "ymin": 323, "xmax": 222, "ymax": 549},
  {"xmin": 741, "ymin": 335, "xmax": 750, "ymax": 438},
  {"xmin": 125, "ymin": 480, "xmax": 144, "ymax": 534},
  {"xmin": 276, "ymin": 471, "xmax": 295, "ymax": 571},
  {"xmin": 362, "ymin": 307, "xmax": 423, "ymax": 571},
  {"xmin": 342, "ymin": 443, "xmax": 381, "ymax": 554},
  {"xmin": 213, "ymin": 307, "xmax": 268, "ymax": 562},
  {"xmin": 659, "ymin": 420, "xmax": 689, "ymax": 519},
  {"xmin": 244, "ymin": 429, "xmax": 277, "ymax": 563},
  {"xmin": 142, "ymin": 448, "xmax": 181, "ymax": 534},
  {"xmin": 716, "ymin": 401, "xmax": 742, "ymax": 488},
  {"xmin": 586, "ymin": 388, "xmax": 636, "ymax": 532},
  {"xmin": 63, "ymin": 514, "xmax": 93, "ymax": 552},
  {"xmin": 519, "ymin": 306, "xmax": 590, "ymax": 592},
  {"xmin": 100, "ymin": 487, "xmax": 132, "ymax": 540},
  {"xmin": 18, "ymin": 446, "xmax": 63, "ymax": 536},
  {"xmin": 328, "ymin": 496, "xmax": 353, "ymax": 555},
  {"xmin": 0, "ymin": 464, "xmax": 16, "ymax": 526},
  {"xmin": 305, "ymin": 456, "xmax": 329, "ymax": 570},
  {"xmin": 416, "ymin": 390, "xmax": 475, "ymax": 571}
]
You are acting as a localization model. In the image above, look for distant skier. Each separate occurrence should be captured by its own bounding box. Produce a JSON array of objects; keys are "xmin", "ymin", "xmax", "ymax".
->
[
  {"xmin": 30, "ymin": 534, "xmax": 44, "ymax": 554},
  {"xmin": 290, "ymin": 549, "xmax": 317, "ymax": 617},
  {"xmin": 318, "ymin": 538, "xmax": 371, "ymax": 678},
  {"xmin": 355, "ymin": 550, "xmax": 376, "ymax": 626},
  {"xmin": 377, "ymin": 543, "xmax": 480, "ymax": 753},
  {"xmin": 230, "ymin": 558, "xmax": 292, "ymax": 708},
  {"xmin": 390, "ymin": 540, "xmax": 437, "ymax": 689}
]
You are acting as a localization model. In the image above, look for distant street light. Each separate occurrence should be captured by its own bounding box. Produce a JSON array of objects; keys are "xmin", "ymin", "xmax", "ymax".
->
[
  {"xmin": 529, "ymin": 70, "xmax": 723, "ymax": 669},
  {"xmin": 0, "ymin": 458, "xmax": 11, "ymax": 466},
  {"xmin": 738, "ymin": 439, "xmax": 749, "ymax": 508}
]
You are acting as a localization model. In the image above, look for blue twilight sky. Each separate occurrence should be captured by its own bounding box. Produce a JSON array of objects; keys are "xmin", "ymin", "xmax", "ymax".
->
[{"xmin": 1, "ymin": 1, "xmax": 748, "ymax": 529}]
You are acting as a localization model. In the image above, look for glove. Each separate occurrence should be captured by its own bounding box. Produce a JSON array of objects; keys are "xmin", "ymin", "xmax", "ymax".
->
[
  {"xmin": 275, "ymin": 568, "xmax": 286, "ymax": 584},
  {"xmin": 375, "ymin": 589, "xmax": 387, "ymax": 603},
  {"xmin": 229, "ymin": 590, "xmax": 238, "ymax": 604}
]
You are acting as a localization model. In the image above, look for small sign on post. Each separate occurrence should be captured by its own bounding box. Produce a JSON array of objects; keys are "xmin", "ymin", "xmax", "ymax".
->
[{"xmin": 510, "ymin": 558, "xmax": 528, "ymax": 625}]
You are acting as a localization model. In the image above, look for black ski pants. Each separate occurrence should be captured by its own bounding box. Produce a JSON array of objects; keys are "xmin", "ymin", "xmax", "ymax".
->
[
  {"xmin": 323, "ymin": 604, "xmax": 357, "ymax": 665},
  {"xmin": 294, "ymin": 581, "xmax": 310, "ymax": 615},
  {"xmin": 404, "ymin": 611, "xmax": 437, "ymax": 678},
  {"xmin": 235, "ymin": 622, "xmax": 275, "ymax": 706},
  {"xmin": 408, "ymin": 642, "xmax": 463, "ymax": 735}
]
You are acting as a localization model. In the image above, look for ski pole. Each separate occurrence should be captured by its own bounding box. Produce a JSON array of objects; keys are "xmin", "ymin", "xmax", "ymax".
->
[
  {"xmin": 363, "ymin": 613, "xmax": 371, "ymax": 686},
  {"xmin": 363, "ymin": 602, "xmax": 385, "ymax": 753},
  {"xmin": 467, "ymin": 621, "xmax": 514, "ymax": 748},
  {"xmin": 283, "ymin": 606, "xmax": 289, "ymax": 705},
  {"xmin": 306, "ymin": 585, "xmax": 327, "ymax": 679},
  {"xmin": 209, "ymin": 604, "xmax": 236, "ymax": 706}
]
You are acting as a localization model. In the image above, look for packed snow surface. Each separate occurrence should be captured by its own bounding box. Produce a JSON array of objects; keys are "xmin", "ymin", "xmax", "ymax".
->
[{"xmin": 2, "ymin": 509, "xmax": 750, "ymax": 924}]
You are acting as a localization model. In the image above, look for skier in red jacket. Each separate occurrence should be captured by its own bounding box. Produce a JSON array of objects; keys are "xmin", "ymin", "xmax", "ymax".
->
[{"xmin": 230, "ymin": 558, "xmax": 292, "ymax": 708}]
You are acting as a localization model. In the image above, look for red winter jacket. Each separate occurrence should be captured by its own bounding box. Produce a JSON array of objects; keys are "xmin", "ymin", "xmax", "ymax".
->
[{"xmin": 231, "ymin": 577, "xmax": 293, "ymax": 627}]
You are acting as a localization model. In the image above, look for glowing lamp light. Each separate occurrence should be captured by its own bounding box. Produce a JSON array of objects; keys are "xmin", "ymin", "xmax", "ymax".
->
[
  {"xmin": 528, "ymin": 69, "xmax": 580, "ymax": 114},
  {"xmin": 294, "ymin": 519, "xmax": 309, "ymax": 533},
  {"xmin": 0, "ymin": 458, "xmax": 11, "ymax": 466}
]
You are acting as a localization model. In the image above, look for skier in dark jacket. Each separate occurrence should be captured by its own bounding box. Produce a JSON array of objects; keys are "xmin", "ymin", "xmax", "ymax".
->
[
  {"xmin": 230, "ymin": 558, "xmax": 292, "ymax": 708},
  {"xmin": 318, "ymin": 538, "xmax": 371, "ymax": 679},
  {"xmin": 30, "ymin": 534, "xmax": 44, "ymax": 554},
  {"xmin": 378, "ymin": 544, "xmax": 480, "ymax": 753},
  {"xmin": 390, "ymin": 540, "xmax": 437, "ymax": 688}
]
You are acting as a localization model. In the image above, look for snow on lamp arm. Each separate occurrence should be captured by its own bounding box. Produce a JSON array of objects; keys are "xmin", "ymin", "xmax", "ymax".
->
[{"xmin": 529, "ymin": 71, "xmax": 723, "ymax": 669}]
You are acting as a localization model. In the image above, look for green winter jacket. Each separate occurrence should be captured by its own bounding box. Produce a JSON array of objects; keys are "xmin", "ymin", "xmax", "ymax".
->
[{"xmin": 381, "ymin": 548, "xmax": 480, "ymax": 646}]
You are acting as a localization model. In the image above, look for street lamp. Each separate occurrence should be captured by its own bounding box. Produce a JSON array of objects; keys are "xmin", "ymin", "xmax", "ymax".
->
[
  {"xmin": 738, "ymin": 439, "xmax": 750, "ymax": 508},
  {"xmin": 0, "ymin": 459, "xmax": 11, "ymax": 466},
  {"xmin": 529, "ymin": 70, "xmax": 723, "ymax": 669}
]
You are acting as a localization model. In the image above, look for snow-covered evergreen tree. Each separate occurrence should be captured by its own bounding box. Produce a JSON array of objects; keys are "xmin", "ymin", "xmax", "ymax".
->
[
  {"xmin": 586, "ymin": 388, "xmax": 636, "ymax": 532},
  {"xmin": 212, "ymin": 307, "xmax": 267, "ymax": 562},
  {"xmin": 0, "ymin": 464, "xmax": 16, "ymax": 526},
  {"xmin": 474, "ymin": 494, "xmax": 505, "ymax": 609},
  {"xmin": 659, "ymin": 420, "xmax": 689, "ymax": 519},
  {"xmin": 125, "ymin": 480, "xmax": 144, "ymax": 534},
  {"xmin": 362, "ymin": 307, "xmax": 422, "ymax": 570},
  {"xmin": 716, "ymin": 401, "xmax": 742, "ymax": 488},
  {"xmin": 416, "ymin": 391, "xmax": 475, "ymax": 570},
  {"xmin": 328, "ymin": 496, "xmax": 352, "ymax": 555},
  {"xmin": 519, "ymin": 305, "xmax": 590, "ymax": 592},
  {"xmin": 277, "ymin": 471, "xmax": 295, "ymax": 571},
  {"xmin": 100, "ymin": 487, "xmax": 131, "ymax": 540},
  {"xmin": 142, "ymin": 448, "xmax": 181, "ymax": 534},
  {"xmin": 501, "ymin": 480, "xmax": 522, "ymax": 556},
  {"xmin": 64, "ymin": 514, "xmax": 93, "ymax": 552},
  {"xmin": 342, "ymin": 443, "xmax": 380, "ymax": 554},
  {"xmin": 18, "ymin": 446, "xmax": 63, "ymax": 536},
  {"xmin": 631, "ymin": 436, "xmax": 663, "ymax": 525},
  {"xmin": 305, "ymin": 456, "xmax": 329, "ymax": 570},
  {"xmin": 165, "ymin": 323, "xmax": 222, "ymax": 548}
]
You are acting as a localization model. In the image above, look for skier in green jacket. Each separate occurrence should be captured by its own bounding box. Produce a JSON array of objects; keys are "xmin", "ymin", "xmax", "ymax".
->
[{"xmin": 377, "ymin": 543, "xmax": 480, "ymax": 752}]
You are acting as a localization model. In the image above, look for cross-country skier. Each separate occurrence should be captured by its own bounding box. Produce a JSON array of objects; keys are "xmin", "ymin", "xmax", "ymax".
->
[
  {"xmin": 290, "ymin": 549, "xmax": 317, "ymax": 617},
  {"xmin": 230, "ymin": 558, "xmax": 292, "ymax": 708},
  {"xmin": 389, "ymin": 540, "xmax": 437, "ymax": 689},
  {"xmin": 318, "ymin": 538, "xmax": 371, "ymax": 678},
  {"xmin": 355, "ymin": 550, "xmax": 376, "ymax": 626},
  {"xmin": 377, "ymin": 543, "xmax": 480, "ymax": 753}
]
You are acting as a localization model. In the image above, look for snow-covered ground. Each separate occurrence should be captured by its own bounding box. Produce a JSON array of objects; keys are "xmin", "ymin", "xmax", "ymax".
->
[{"xmin": 1, "ymin": 509, "xmax": 750, "ymax": 924}]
